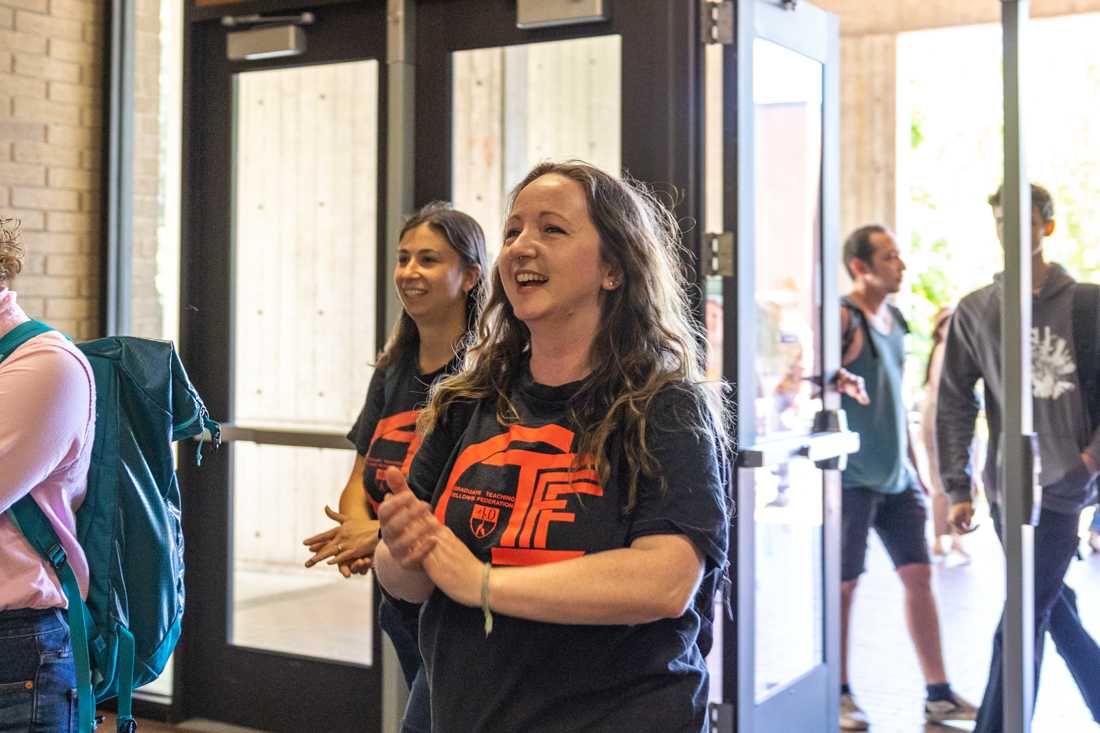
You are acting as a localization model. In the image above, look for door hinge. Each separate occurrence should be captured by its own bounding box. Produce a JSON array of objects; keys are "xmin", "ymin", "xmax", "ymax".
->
[
  {"xmin": 701, "ymin": 1, "xmax": 734, "ymax": 45},
  {"xmin": 708, "ymin": 702, "xmax": 734, "ymax": 733},
  {"xmin": 705, "ymin": 231, "xmax": 735, "ymax": 277}
]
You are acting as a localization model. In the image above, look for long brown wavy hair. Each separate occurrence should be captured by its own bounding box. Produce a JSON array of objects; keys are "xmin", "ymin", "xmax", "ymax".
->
[
  {"xmin": 419, "ymin": 161, "xmax": 729, "ymax": 514},
  {"xmin": 376, "ymin": 202, "xmax": 489, "ymax": 370},
  {"xmin": 0, "ymin": 216, "xmax": 24, "ymax": 288}
]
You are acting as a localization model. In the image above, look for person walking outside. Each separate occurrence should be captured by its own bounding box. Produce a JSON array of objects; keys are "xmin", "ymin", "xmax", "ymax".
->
[
  {"xmin": 837, "ymin": 224, "xmax": 976, "ymax": 730},
  {"xmin": 938, "ymin": 183, "xmax": 1100, "ymax": 731}
]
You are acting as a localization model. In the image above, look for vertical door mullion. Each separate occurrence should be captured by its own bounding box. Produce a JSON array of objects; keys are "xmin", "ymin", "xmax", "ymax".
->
[
  {"xmin": 729, "ymin": 5, "xmax": 757, "ymax": 732},
  {"xmin": 818, "ymin": 11, "xmax": 842, "ymax": 732},
  {"xmin": 1001, "ymin": 2, "xmax": 1036, "ymax": 731}
]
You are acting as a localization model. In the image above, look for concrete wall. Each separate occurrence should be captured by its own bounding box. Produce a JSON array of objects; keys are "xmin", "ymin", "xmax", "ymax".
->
[
  {"xmin": 819, "ymin": 0, "xmax": 1100, "ymax": 35},
  {"xmin": 819, "ymin": 0, "xmax": 1100, "ymax": 237}
]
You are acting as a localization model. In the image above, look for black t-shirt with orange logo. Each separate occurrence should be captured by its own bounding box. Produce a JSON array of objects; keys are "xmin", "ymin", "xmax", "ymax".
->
[
  {"xmin": 347, "ymin": 350, "xmax": 457, "ymax": 506},
  {"xmin": 408, "ymin": 372, "xmax": 730, "ymax": 733},
  {"xmin": 346, "ymin": 349, "xmax": 458, "ymax": 680}
]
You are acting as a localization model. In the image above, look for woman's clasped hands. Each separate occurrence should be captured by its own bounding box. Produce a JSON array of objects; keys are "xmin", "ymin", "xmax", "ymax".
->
[
  {"xmin": 379, "ymin": 467, "xmax": 484, "ymax": 607},
  {"xmin": 303, "ymin": 506, "xmax": 380, "ymax": 578}
]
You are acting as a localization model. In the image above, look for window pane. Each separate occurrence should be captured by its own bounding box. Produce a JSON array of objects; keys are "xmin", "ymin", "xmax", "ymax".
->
[
  {"xmin": 753, "ymin": 456, "xmax": 825, "ymax": 701},
  {"xmin": 752, "ymin": 39, "xmax": 824, "ymax": 439},
  {"xmin": 452, "ymin": 36, "xmax": 621, "ymax": 257},
  {"xmin": 232, "ymin": 61, "xmax": 380, "ymax": 430},
  {"xmin": 231, "ymin": 443, "xmax": 374, "ymax": 665}
]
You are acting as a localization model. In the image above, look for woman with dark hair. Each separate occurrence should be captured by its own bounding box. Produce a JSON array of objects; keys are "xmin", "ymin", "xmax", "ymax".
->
[
  {"xmin": 374, "ymin": 162, "xmax": 731, "ymax": 732},
  {"xmin": 1, "ymin": 215, "xmax": 96, "ymax": 731},
  {"xmin": 302, "ymin": 202, "xmax": 486, "ymax": 733}
]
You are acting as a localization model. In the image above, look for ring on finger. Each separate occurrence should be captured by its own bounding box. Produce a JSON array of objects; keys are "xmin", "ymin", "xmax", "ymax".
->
[{"xmin": 337, "ymin": 543, "xmax": 345, "ymax": 552}]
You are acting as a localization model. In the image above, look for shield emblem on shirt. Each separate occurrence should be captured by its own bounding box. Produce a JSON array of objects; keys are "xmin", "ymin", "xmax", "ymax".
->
[{"xmin": 470, "ymin": 504, "xmax": 500, "ymax": 539}]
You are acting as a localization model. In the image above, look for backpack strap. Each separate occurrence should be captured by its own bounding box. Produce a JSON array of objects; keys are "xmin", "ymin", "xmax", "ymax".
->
[
  {"xmin": 7, "ymin": 497, "xmax": 97, "ymax": 733},
  {"xmin": 1072, "ymin": 283, "xmax": 1100, "ymax": 434},
  {"xmin": 887, "ymin": 304, "xmax": 910, "ymax": 335},
  {"xmin": 841, "ymin": 298, "xmax": 880, "ymax": 361},
  {"xmin": 2, "ymin": 319, "xmax": 106, "ymax": 733},
  {"xmin": 0, "ymin": 320, "xmax": 53, "ymax": 363}
]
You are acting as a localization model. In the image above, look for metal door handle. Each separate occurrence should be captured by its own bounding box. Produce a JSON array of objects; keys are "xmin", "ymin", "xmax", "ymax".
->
[
  {"xmin": 195, "ymin": 423, "xmax": 352, "ymax": 451},
  {"xmin": 737, "ymin": 409, "xmax": 860, "ymax": 470},
  {"xmin": 737, "ymin": 430, "xmax": 859, "ymax": 469}
]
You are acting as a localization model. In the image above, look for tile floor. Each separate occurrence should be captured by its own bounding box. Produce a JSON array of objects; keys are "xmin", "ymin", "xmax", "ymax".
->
[
  {"xmin": 846, "ymin": 516, "xmax": 1100, "ymax": 732},
  {"xmin": 109, "ymin": 514, "xmax": 1100, "ymax": 733}
]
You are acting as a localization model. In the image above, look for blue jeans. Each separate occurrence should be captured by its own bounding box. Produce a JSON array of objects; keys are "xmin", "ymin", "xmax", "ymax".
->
[
  {"xmin": 0, "ymin": 608, "xmax": 77, "ymax": 733},
  {"xmin": 378, "ymin": 595, "xmax": 430, "ymax": 733},
  {"xmin": 1090, "ymin": 505, "xmax": 1100, "ymax": 533},
  {"xmin": 975, "ymin": 506, "xmax": 1100, "ymax": 732}
]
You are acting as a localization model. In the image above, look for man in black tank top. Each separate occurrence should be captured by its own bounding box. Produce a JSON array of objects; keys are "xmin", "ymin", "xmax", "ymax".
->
[{"xmin": 837, "ymin": 225, "xmax": 976, "ymax": 730}]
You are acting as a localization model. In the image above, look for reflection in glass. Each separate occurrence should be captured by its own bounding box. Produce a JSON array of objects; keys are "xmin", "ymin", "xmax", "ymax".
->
[
  {"xmin": 232, "ymin": 444, "xmax": 373, "ymax": 665},
  {"xmin": 753, "ymin": 457, "xmax": 825, "ymax": 702},
  {"xmin": 228, "ymin": 60, "xmax": 380, "ymax": 665},
  {"xmin": 751, "ymin": 38, "xmax": 826, "ymax": 702},
  {"xmin": 452, "ymin": 36, "xmax": 622, "ymax": 257},
  {"xmin": 752, "ymin": 38, "xmax": 824, "ymax": 443}
]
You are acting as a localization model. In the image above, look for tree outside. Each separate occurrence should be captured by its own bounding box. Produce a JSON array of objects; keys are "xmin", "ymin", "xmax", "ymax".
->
[{"xmin": 898, "ymin": 14, "xmax": 1100, "ymax": 404}]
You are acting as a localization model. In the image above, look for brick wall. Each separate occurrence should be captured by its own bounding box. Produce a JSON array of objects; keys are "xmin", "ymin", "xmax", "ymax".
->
[
  {"xmin": 0, "ymin": 0, "xmax": 102, "ymax": 339},
  {"xmin": 132, "ymin": 0, "xmax": 161, "ymax": 338},
  {"xmin": 0, "ymin": 0, "xmax": 165, "ymax": 340}
]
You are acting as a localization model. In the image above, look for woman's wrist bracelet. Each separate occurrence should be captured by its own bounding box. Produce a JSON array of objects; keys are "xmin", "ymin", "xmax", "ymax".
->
[{"xmin": 481, "ymin": 561, "xmax": 494, "ymax": 637}]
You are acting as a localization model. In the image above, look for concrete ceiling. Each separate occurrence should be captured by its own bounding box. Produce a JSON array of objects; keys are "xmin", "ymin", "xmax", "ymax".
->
[{"xmin": 812, "ymin": 0, "xmax": 1100, "ymax": 35}]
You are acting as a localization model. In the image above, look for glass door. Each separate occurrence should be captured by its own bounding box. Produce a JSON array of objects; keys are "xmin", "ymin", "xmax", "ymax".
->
[
  {"xmin": 178, "ymin": 3, "xmax": 388, "ymax": 731},
  {"xmin": 717, "ymin": 2, "xmax": 848, "ymax": 731},
  {"xmin": 414, "ymin": 0, "xmax": 702, "ymax": 245},
  {"xmin": 414, "ymin": 0, "xmax": 719, "ymax": 703}
]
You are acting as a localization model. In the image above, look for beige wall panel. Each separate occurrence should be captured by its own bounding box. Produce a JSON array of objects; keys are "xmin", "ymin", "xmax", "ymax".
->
[
  {"xmin": 839, "ymin": 34, "xmax": 896, "ymax": 238},
  {"xmin": 453, "ymin": 36, "xmax": 621, "ymax": 258},
  {"xmin": 524, "ymin": 36, "xmax": 620, "ymax": 180},
  {"xmin": 451, "ymin": 47, "xmax": 505, "ymax": 255},
  {"xmin": 818, "ymin": 0, "xmax": 1100, "ymax": 35},
  {"xmin": 130, "ymin": 0, "xmax": 162, "ymax": 339},
  {"xmin": 232, "ymin": 61, "xmax": 379, "ymax": 569}
]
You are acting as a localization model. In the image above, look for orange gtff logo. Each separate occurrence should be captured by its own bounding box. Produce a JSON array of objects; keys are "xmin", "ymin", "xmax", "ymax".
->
[
  {"xmin": 364, "ymin": 410, "xmax": 422, "ymax": 508},
  {"xmin": 437, "ymin": 424, "xmax": 603, "ymax": 565},
  {"xmin": 470, "ymin": 504, "xmax": 500, "ymax": 539}
]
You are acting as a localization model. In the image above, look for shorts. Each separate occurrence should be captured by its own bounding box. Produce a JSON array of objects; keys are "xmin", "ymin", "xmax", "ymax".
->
[{"xmin": 841, "ymin": 485, "xmax": 930, "ymax": 582}]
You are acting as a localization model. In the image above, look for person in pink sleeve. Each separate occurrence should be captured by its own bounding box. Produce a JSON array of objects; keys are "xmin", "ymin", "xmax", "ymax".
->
[{"xmin": 0, "ymin": 215, "xmax": 96, "ymax": 732}]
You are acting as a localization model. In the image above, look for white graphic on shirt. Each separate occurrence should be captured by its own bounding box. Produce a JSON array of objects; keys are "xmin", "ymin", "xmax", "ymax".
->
[{"xmin": 1031, "ymin": 326, "xmax": 1077, "ymax": 400}]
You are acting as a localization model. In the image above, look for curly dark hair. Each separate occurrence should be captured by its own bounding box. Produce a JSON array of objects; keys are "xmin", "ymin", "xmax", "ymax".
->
[{"xmin": 0, "ymin": 216, "xmax": 24, "ymax": 287}]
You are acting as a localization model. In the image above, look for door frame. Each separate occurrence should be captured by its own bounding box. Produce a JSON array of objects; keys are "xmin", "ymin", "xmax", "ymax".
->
[
  {"xmin": 177, "ymin": 2, "xmax": 389, "ymax": 730},
  {"xmin": 723, "ymin": 1, "xmax": 842, "ymax": 731},
  {"xmin": 412, "ymin": 0, "xmax": 706, "ymax": 305}
]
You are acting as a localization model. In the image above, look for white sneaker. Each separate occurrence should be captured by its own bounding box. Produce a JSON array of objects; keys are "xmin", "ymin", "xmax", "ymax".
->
[
  {"xmin": 840, "ymin": 692, "xmax": 870, "ymax": 731},
  {"xmin": 924, "ymin": 691, "xmax": 978, "ymax": 722}
]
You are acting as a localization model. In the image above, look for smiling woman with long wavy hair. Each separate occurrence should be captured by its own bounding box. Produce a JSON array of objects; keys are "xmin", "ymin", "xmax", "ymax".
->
[{"xmin": 373, "ymin": 161, "xmax": 732, "ymax": 733}]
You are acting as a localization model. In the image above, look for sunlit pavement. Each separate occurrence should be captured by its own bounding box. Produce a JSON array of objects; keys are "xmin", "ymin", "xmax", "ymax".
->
[{"xmin": 847, "ymin": 509, "xmax": 1100, "ymax": 732}]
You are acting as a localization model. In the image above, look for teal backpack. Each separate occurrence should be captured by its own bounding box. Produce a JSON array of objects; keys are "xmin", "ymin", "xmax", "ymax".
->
[{"xmin": 0, "ymin": 321, "xmax": 219, "ymax": 733}]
